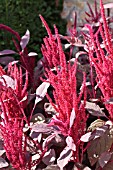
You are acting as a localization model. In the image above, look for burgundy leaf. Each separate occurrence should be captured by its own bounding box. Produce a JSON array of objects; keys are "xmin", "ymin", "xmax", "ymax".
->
[
  {"xmin": 20, "ymin": 30, "xmax": 30, "ymax": 50},
  {"xmin": 0, "ymin": 50, "xmax": 16, "ymax": 55},
  {"xmin": 0, "ymin": 56, "xmax": 15, "ymax": 65},
  {"xmin": 70, "ymin": 108, "xmax": 76, "ymax": 128},
  {"xmin": 35, "ymin": 82, "xmax": 50, "ymax": 104},
  {"xmin": 57, "ymin": 146, "xmax": 72, "ymax": 170}
]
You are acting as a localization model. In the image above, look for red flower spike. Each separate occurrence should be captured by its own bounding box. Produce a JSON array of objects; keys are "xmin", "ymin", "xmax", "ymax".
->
[
  {"xmin": 41, "ymin": 19, "xmax": 87, "ymax": 162},
  {"xmin": 40, "ymin": 15, "xmax": 60, "ymax": 68},
  {"xmin": 87, "ymin": 0, "xmax": 113, "ymax": 121}
]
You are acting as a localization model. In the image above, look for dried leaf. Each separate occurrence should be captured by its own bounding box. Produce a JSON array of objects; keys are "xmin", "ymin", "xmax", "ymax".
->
[
  {"xmin": 35, "ymin": 82, "xmax": 50, "ymax": 105},
  {"xmin": 20, "ymin": 30, "xmax": 30, "ymax": 50},
  {"xmin": 88, "ymin": 119, "xmax": 105, "ymax": 132},
  {"xmin": 0, "ymin": 157, "xmax": 9, "ymax": 168},
  {"xmin": 85, "ymin": 101, "xmax": 106, "ymax": 117},
  {"xmin": 57, "ymin": 146, "xmax": 72, "ymax": 170}
]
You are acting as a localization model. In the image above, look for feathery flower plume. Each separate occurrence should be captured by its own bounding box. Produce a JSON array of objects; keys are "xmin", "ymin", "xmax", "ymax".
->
[
  {"xmin": 41, "ymin": 16, "xmax": 87, "ymax": 162},
  {"xmin": 87, "ymin": 0, "xmax": 113, "ymax": 120}
]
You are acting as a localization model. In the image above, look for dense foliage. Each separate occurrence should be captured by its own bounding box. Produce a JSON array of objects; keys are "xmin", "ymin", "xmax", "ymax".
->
[{"xmin": 1, "ymin": 0, "xmax": 113, "ymax": 170}]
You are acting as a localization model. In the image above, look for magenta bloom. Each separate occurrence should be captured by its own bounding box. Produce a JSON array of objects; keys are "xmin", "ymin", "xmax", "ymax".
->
[
  {"xmin": 41, "ymin": 15, "xmax": 87, "ymax": 162},
  {"xmin": 87, "ymin": 0, "xmax": 113, "ymax": 120}
]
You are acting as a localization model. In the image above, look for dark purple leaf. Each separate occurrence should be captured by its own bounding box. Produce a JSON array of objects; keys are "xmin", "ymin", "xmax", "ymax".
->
[
  {"xmin": 57, "ymin": 146, "xmax": 72, "ymax": 169},
  {"xmin": 0, "ymin": 50, "xmax": 16, "ymax": 55},
  {"xmin": 99, "ymin": 151, "xmax": 112, "ymax": 168},
  {"xmin": 0, "ymin": 157, "xmax": 9, "ymax": 168},
  {"xmin": 20, "ymin": 30, "xmax": 30, "ymax": 50},
  {"xmin": 70, "ymin": 108, "xmax": 76, "ymax": 128},
  {"xmin": 85, "ymin": 101, "xmax": 106, "ymax": 117},
  {"xmin": 35, "ymin": 82, "xmax": 50, "ymax": 104},
  {"xmin": 87, "ymin": 126, "xmax": 113, "ymax": 166},
  {"xmin": 43, "ymin": 134, "xmax": 56, "ymax": 149},
  {"xmin": 42, "ymin": 149, "xmax": 55, "ymax": 165},
  {"xmin": 0, "ymin": 56, "xmax": 15, "ymax": 65}
]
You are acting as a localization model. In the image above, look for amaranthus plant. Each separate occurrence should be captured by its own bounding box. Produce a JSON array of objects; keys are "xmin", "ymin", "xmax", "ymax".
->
[{"xmin": 1, "ymin": 0, "xmax": 113, "ymax": 170}]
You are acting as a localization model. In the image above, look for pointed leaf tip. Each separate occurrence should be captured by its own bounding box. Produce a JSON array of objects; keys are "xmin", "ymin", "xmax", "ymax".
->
[{"xmin": 20, "ymin": 29, "xmax": 30, "ymax": 50}]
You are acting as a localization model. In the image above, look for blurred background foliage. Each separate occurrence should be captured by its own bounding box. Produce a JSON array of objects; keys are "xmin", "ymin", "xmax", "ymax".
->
[{"xmin": 0, "ymin": 0, "xmax": 66, "ymax": 59}]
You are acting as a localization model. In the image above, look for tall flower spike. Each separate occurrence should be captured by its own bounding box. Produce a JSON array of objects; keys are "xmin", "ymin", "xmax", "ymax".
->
[
  {"xmin": 41, "ymin": 22, "xmax": 87, "ymax": 162},
  {"xmin": 7, "ymin": 63, "xmax": 28, "ymax": 109},
  {"xmin": 40, "ymin": 15, "xmax": 60, "ymax": 68},
  {"xmin": 87, "ymin": 0, "xmax": 113, "ymax": 121}
]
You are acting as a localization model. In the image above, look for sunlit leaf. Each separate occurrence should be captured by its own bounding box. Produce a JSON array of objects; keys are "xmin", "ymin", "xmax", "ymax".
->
[
  {"xmin": 70, "ymin": 108, "xmax": 76, "ymax": 128},
  {"xmin": 0, "ymin": 49, "xmax": 16, "ymax": 55},
  {"xmin": 57, "ymin": 146, "xmax": 72, "ymax": 170},
  {"xmin": 35, "ymin": 82, "xmax": 50, "ymax": 105},
  {"xmin": 0, "ymin": 157, "xmax": 9, "ymax": 168},
  {"xmin": 20, "ymin": 30, "xmax": 30, "ymax": 50},
  {"xmin": 85, "ymin": 101, "xmax": 106, "ymax": 117}
]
